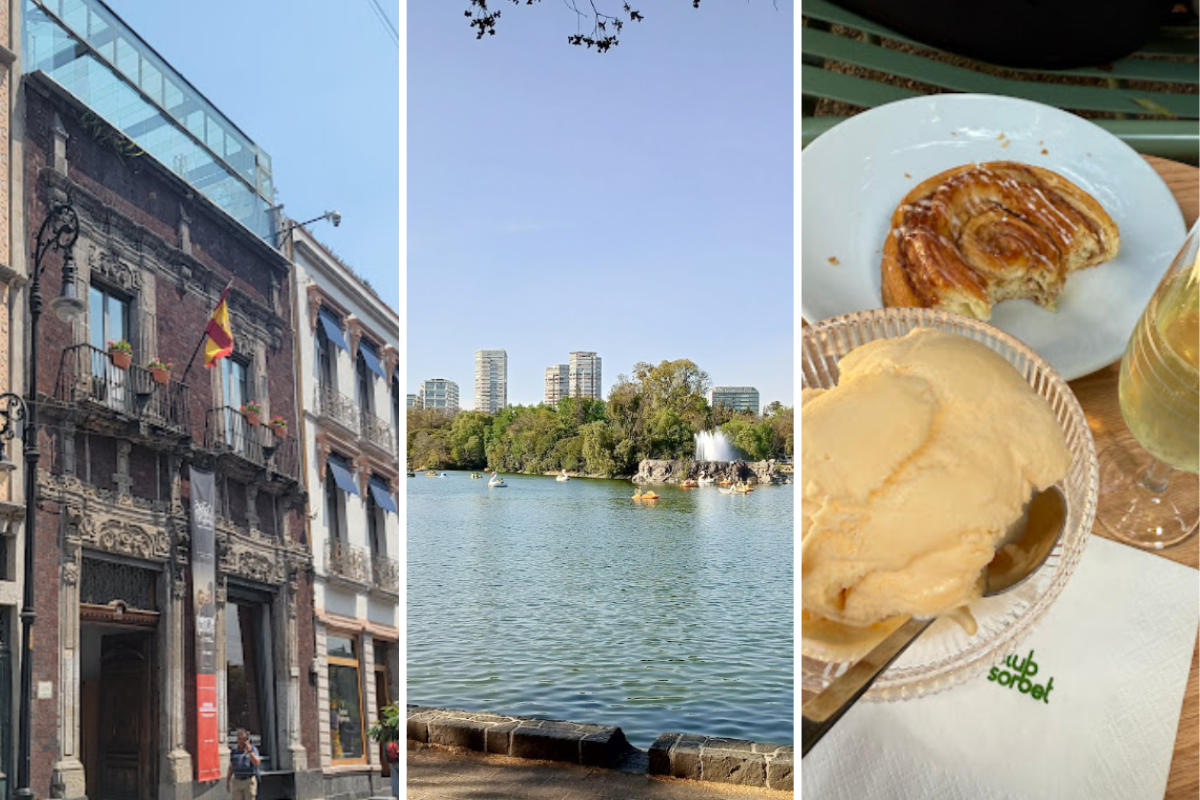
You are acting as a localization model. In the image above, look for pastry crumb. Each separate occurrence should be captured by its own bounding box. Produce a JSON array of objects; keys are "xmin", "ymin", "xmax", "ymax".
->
[
  {"xmin": 1041, "ymin": 149, "xmax": 1049, "ymax": 155},
  {"xmin": 1001, "ymin": 140, "xmax": 1011, "ymax": 148},
  {"xmin": 828, "ymin": 256, "xmax": 840, "ymax": 266},
  {"xmin": 996, "ymin": 132, "xmax": 1006, "ymax": 140},
  {"xmin": 904, "ymin": 172, "xmax": 912, "ymax": 179}
]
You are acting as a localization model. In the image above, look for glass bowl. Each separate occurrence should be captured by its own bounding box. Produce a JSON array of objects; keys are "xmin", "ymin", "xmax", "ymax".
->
[{"xmin": 801, "ymin": 307, "xmax": 1099, "ymax": 701}]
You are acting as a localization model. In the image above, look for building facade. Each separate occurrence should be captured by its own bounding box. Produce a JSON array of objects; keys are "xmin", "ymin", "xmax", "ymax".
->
[
  {"xmin": 473, "ymin": 349, "xmax": 506, "ymax": 414},
  {"xmin": 568, "ymin": 351, "xmax": 602, "ymax": 400},
  {"xmin": 291, "ymin": 226, "xmax": 399, "ymax": 800},
  {"xmin": 543, "ymin": 364, "xmax": 568, "ymax": 407},
  {"xmin": 418, "ymin": 378, "xmax": 458, "ymax": 413},
  {"xmin": 24, "ymin": 69, "xmax": 319, "ymax": 800},
  {"xmin": 406, "ymin": 393, "xmax": 417, "ymax": 409},
  {"xmin": 709, "ymin": 386, "xmax": 761, "ymax": 414}
]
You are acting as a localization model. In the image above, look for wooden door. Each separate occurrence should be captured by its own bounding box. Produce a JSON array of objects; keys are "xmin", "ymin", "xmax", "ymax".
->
[
  {"xmin": 97, "ymin": 634, "xmax": 153, "ymax": 800},
  {"xmin": 375, "ymin": 667, "xmax": 391, "ymax": 778}
]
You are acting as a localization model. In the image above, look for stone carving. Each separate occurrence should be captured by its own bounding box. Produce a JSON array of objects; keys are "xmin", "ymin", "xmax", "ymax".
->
[
  {"xmin": 88, "ymin": 245, "xmax": 144, "ymax": 293},
  {"xmin": 93, "ymin": 519, "xmax": 170, "ymax": 562},
  {"xmin": 345, "ymin": 316, "xmax": 364, "ymax": 359},
  {"xmin": 306, "ymin": 284, "xmax": 323, "ymax": 333},
  {"xmin": 61, "ymin": 562, "xmax": 79, "ymax": 586}
]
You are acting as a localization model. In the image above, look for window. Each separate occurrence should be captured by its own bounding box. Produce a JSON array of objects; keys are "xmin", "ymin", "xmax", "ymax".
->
[
  {"xmin": 89, "ymin": 285, "xmax": 131, "ymax": 409},
  {"xmin": 327, "ymin": 633, "xmax": 365, "ymax": 762},
  {"xmin": 356, "ymin": 351, "xmax": 374, "ymax": 414},
  {"xmin": 391, "ymin": 375, "xmax": 400, "ymax": 434},
  {"xmin": 325, "ymin": 465, "xmax": 343, "ymax": 544},
  {"xmin": 366, "ymin": 490, "xmax": 383, "ymax": 558},
  {"xmin": 316, "ymin": 325, "xmax": 335, "ymax": 392},
  {"xmin": 226, "ymin": 599, "xmax": 276, "ymax": 768},
  {"xmin": 223, "ymin": 358, "xmax": 250, "ymax": 450}
]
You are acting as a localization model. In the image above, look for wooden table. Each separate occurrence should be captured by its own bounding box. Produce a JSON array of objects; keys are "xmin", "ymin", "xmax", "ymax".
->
[
  {"xmin": 801, "ymin": 155, "xmax": 1200, "ymax": 798},
  {"xmin": 1071, "ymin": 156, "xmax": 1198, "ymax": 800}
]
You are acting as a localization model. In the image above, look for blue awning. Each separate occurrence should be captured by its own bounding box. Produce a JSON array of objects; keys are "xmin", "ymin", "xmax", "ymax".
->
[
  {"xmin": 328, "ymin": 456, "xmax": 359, "ymax": 496},
  {"xmin": 369, "ymin": 478, "xmax": 397, "ymax": 514},
  {"xmin": 319, "ymin": 309, "xmax": 348, "ymax": 351},
  {"xmin": 360, "ymin": 342, "xmax": 386, "ymax": 379}
]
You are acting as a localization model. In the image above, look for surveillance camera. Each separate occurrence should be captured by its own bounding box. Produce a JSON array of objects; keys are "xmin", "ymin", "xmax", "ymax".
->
[{"xmin": 329, "ymin": 211, "xmax": 342, "ymax": 228}]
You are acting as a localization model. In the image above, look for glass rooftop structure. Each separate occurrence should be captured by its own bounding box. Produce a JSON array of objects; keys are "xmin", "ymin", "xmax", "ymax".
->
[{"xmin": 24, "ymin": 0, "xmax": 277, "ymax": 238}]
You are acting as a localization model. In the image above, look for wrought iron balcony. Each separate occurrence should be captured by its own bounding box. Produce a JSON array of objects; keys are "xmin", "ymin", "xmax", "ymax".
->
[
  {"xmin": 325, "ymin": 539, "xmax": 370, "ymax": 585},
  {"xmin": 314, "ymin": 383, "xmax": 359, "ymax": 434},
  {"xmin": 371, "ymin": 554, "xmax": 399, "ymax": 594},
  {"xmin": 359, "ymin": 408, "xmax": 397, "ymax": 455},
  {"xmin": 54, "ymin": 344, "xmax": 190, "ymax": 433},
  {"xmin": 204, "ymin": 406, "xmax": 299, "ymax": 481}
]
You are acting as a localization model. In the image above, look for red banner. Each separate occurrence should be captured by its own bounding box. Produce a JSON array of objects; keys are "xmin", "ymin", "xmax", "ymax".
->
[{"xmin": 196, "ymin": 673, "xmax": 221, "ymax": 780}]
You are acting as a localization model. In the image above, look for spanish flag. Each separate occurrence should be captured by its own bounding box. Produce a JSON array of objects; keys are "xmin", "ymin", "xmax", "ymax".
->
[{"xmin": 203, "ymin": 282, "xmax": 234, "ymax": 368}]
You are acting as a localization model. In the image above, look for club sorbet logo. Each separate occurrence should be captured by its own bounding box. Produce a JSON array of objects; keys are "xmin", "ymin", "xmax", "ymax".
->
[{"xmin": 987, "ymin": 650, "xmax": 1056, "ymax": 704}]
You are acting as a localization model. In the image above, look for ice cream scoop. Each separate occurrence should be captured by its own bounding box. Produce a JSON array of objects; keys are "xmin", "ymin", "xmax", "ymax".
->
[{"xmin": 801, "ymin": 485, "xmax": 1066, "ymax": 757}]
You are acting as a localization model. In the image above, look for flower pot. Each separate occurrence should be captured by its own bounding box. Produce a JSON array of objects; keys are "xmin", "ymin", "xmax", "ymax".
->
[
  {"xmin": 272, "ymin": 424, "xmax": 288, "ymax": 439},
  {"xmin": 149, "ymin": 367, "xmax": 170, "ymax": 385},
  {"xmin": 244, "ymin": 411, "xmax": 262, "ymax": 427},
  {"xmin": 109, "ymin": 350, "xmax": 132, "ymax": 370}
]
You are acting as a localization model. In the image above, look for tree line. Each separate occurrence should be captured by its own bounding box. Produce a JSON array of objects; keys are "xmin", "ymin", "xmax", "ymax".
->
[{"xmin": 407, "ymin": 358, "xmax": 793, "ymax": 477}]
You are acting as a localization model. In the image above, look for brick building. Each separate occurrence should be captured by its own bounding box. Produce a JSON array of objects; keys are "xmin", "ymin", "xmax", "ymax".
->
[{"xmin": 21, "ymin": 70, "xmax": 319, "ymax": 800}]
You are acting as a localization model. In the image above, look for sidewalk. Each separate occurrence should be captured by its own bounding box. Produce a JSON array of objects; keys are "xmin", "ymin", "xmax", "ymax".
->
[{"xmin": 408, "ymin": 743, "xmax": 794, "ymax": 799}]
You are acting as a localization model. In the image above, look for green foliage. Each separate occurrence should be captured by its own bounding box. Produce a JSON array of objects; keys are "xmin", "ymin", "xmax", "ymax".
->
[
  {"xmin": 368, "ymin": 701, "xmax": 400, "ymax": 744},
  {"xmin": 404, "ymin": 361, "xmax": 791, "ymax": 477}
]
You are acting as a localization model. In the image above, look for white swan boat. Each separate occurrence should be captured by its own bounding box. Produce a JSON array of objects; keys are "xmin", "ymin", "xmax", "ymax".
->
[
  {"xmin": 488, "ymin": 473, "xmax": 507, "ymax": 488},
  {"xmin": 556, "ymin": 469, "xmax": 571, "ymax": 482}
]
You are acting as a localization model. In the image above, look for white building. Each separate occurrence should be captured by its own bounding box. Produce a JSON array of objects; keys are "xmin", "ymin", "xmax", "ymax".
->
[
  {"xmin": 407, "ymin": 393, "xmax": 418, "ymax": 408},
  {"xmin": 544, "ymin": 364, "xmax": 568, "ymax": 407},
  {"xmin": 290, "ymin": 226, "xmax": 399, "ymax": 798},
  {"xmin": 418, "ymin": 378, "xmax": 459, "ymax": 413},
  {"xmin": 568, "ymin": 351, "xmax": 603, "ymax": 400},
  {"xmin": 474, "ymin": 349, "xmax": 507, "ymax": 413},
  {"xmin": 710, "ymin": 386, "xmax": 760, "ymax": 414}
]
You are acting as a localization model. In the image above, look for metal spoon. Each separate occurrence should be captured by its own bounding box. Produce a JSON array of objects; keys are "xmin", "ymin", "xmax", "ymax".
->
[{"xmin": 800, "ymin": 485, "xmax": 1067, "ymax": 757}]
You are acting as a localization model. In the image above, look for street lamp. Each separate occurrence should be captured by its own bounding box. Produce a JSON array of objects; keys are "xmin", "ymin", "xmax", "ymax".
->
[{"xmin": 15, "ymin": 201, "xmax": 81, "ymax": 800}]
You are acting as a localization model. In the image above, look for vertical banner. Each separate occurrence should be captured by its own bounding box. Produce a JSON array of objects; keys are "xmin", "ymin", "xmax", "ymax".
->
[{"xmin": 190, "ymin": 468, "xmax": 221, "ymax": 781}]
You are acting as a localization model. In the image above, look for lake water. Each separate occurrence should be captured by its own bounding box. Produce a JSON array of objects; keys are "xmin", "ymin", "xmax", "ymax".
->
[{"xmin": 407, "ymin": 471, "xmax": 794, "ymax": 748}]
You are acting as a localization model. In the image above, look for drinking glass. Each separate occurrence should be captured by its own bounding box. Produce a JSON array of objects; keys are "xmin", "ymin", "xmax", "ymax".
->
[{"xmin": 1098, "ymin": 220, "xmax": 1199, "ymax": 549}]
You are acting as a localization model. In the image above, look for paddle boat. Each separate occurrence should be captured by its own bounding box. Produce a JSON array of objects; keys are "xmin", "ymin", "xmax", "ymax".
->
[
  {"xmin": 488, "ymin": 473, "xmax": 507, "ymax": 488},
  {"xmin": 632, "ymin": 489, "xmax": 660, "ymax": 501},
  {"xmin": 680, "ymin": 478, "xmax": 699, "ymax": 489},
  {"xmin": 556, "ymin": 469, "xmax": 571, "ymax": 482},
  {"xmin": 718, "ymin": 486, "xmax": 734, "ymax": 495},
  {"xmin": 470, "ymin": 473, "xmax": 482, "ymax": 479},
  {"xmin": 425, "ymin": 471, "xmax": 438, "ymax": 477},
  {"xmin": 697, "ymin": 472, "xmax": 714, "ymax": 486},
  {"xmin": 733, "ymin": 482, "xmax": 754, "ymax": 494}
]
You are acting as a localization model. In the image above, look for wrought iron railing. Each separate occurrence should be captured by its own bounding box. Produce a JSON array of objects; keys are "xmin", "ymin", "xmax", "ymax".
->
[
  {"xmin": 359, "ymin": 408, "xmax": 397, "ymax": 454},
  {"xmin": 314, "ymin": 383, "xmax": 359, "ymax": 433},
  {"xmin": 326, "ymin": 539, "xmax": 370, "ymax": 584},
  {"xmin": 204, "ymin": 406, "xmax": 299, "ymax": 480},
  {"xmin": 55, "ymin": 344, "xmax": 190, "ymax": 432},
  {"xmin": 371, "ymin": 554, "xmax": 399, "ymax": 594}
]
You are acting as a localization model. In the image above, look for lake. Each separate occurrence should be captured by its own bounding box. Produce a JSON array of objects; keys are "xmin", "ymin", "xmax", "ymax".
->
[{"xmin": 407, "ymin": 471, "xmax": 794, "ymax": 748}]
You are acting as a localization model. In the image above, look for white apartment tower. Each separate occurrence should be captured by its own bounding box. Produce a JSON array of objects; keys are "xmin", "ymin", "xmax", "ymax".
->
[
  {"xmin": 568, "ymin": 351, "xmax": 603, "ymax": 400},
  {"xmin": 544, "ymin": 364, "xmax": 569, "ymax": 407},
  {"xmin": 419, "ymin": 378, "xmax": 460, "ymax": 413},
  {"xmin": 475, "ymin": 349, "xmax": 508, "ymax": 413}
]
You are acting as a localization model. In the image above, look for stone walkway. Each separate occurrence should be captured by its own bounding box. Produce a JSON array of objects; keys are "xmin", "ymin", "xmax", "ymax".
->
[{"xmin": 407, "ymin": 744, "xmax": 794, "ymax": 799}]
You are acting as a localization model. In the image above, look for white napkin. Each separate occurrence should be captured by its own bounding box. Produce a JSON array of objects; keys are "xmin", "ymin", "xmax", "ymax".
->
[{"xmin": 802, "ymin": 535, "xmax": 1199, "ymax": 800}]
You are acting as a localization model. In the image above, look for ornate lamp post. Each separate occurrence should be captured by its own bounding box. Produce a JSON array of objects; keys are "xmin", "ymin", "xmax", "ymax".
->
[{"xmin": 13, "ymin": 201, "xmax": 83, "ymax": 800}]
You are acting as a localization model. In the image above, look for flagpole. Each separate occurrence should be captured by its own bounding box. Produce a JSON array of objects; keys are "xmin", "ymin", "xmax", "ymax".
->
[{"xmin": 181, "ymin": 279, "xmax": 234, "ymax": 382}]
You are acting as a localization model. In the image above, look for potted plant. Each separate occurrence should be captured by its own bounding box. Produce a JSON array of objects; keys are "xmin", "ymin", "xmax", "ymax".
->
[
  {"xmin": 147, "ymin": 356, "xmax": 173, "ymax": 385},
  {"xmin": 269, "ymin": 415, "xmax": 288, "ymax": 438},
  {"xmin": 107, "ymin": 339, "xmax": 133, "ymax": 370},
  {"xmin": 368, "ymin": 701, "xmax": 400, "ymax": 797},
  {"xmin": 241, "ymin": 401, "xmax": 263, "ymax": 427}
]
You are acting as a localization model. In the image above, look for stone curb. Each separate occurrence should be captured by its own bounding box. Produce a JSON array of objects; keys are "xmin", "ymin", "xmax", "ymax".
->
[
  {"xmin": 648, "ymin": 732, "xmax": 794, "ymax": 792},
  {"xmin": 407, "ymin": 706, "xmax": 793, "ymax": 791},
  {"xmin": 407, "ymin": 705, "xmax": 635, "ymax": 768}
]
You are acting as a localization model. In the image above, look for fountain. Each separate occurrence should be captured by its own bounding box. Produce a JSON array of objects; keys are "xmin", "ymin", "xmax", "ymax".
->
[{"xmin": 695, "ymin": 429, "xmax": 738, "ymax": 462}]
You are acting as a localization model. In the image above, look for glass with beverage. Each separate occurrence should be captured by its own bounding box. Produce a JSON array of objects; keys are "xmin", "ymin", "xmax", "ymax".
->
[{"xmin": 1098, "ymin": 219, "xmax": 1199, "ymax": 549}]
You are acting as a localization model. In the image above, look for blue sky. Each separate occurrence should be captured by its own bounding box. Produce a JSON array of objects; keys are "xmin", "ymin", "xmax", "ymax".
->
[
  {"xmin": 109, "ymin": 0, "xmax": 401, "ymax": 311},
  {"xmin": 408, "ymin": 2, "xmax": 793, "ymax": 411}
]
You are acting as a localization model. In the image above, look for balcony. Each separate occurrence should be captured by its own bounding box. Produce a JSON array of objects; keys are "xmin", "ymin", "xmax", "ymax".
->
[
  {"xmin": 314, "ymin": 384, "xmax": 359, "ymax": 434},
  {"xmin": 371, "ymin": 554, "xmax": 399, "ymax": 595},
  {"xmin": 359, "ymin": 408, "xmax": 397, "ymax": 456},
  {"xmin": 325, "ymin": 539, "xmax": 370, "ymax": 585},
  {"xmin": 204, "ymin": 406, "xmax": 299, "ymax": 486},
  {"xmin": 52, "ymin": 344, "xmax": 190, "ymax": 438}
]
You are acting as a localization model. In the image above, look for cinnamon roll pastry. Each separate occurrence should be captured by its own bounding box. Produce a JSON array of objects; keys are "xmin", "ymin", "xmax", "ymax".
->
[{"xmin": 881, "ymin": 161, "xmax": 1120, "ymax": 320}]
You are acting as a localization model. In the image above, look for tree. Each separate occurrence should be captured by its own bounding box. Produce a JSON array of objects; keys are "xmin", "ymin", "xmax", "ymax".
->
[{"xmin": 465, "ymin": 0, "xmax": 694, "ymax": 53}]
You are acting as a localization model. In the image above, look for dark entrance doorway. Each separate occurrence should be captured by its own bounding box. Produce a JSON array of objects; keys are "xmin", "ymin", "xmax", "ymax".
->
[{"xmin": 81, "ymin": 626, "xmax": 157, "ymax": 800}]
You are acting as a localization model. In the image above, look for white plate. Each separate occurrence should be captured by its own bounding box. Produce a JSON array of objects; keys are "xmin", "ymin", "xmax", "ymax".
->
[{"xmin": 800, "ymin": 94, "xmax": 1186, "ymax": 380}]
